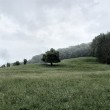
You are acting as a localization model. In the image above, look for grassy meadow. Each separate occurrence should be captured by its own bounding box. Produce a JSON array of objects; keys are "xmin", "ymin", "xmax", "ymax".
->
[{"xmin": 0, "ymin": 57, "xmax": 110, "ymax": 110}]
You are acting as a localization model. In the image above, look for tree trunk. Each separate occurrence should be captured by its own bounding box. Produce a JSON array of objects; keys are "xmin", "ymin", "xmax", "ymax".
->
[{"xmin": 50, "ymin": 62, "xmax": 53, "ymax": 66}]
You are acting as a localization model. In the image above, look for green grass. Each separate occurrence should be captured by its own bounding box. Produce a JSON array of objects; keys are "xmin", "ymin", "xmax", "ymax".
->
[{"xmin": 0, "ymin": 57, "xmax": 110, "ymax": 110}]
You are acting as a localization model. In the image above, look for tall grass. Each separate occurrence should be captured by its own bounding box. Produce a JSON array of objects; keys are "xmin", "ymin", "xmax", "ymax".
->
[{"xmin": 0, "ymin": 57, "xmax": 109, "ymax": 110}]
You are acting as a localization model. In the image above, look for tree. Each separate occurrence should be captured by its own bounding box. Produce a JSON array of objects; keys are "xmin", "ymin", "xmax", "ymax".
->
[
  {"xmin": 42, "ymin": 48, "xmax": 60, "ymax": 66},
  {"xmin": 24, "ymin": 59, "xmax": 27, "ymax": 65},
  {"xmin": 13, "ymin": 61, "xmax": 20, "ymax": 66},
  {"xmin": 7, "ymin": 63, "xmax": 10, "ymax": 67}
]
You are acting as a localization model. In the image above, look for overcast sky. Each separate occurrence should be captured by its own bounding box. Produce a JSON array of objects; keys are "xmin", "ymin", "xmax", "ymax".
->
[{"xmin": 0, "ymin": 0, "xmax": 110, "ymax": 65}]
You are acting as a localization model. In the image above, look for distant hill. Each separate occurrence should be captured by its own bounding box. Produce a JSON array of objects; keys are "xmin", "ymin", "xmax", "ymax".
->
[
  {"xmin": 29, "ymin": 43, "xmax": 92, "ymax": 63},
  {"xmin": 28, "ymin": 54, "xmax": 43, "ymax": 64}
]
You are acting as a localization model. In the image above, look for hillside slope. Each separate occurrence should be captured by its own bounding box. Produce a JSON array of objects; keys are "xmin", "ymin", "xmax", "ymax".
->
[
  {"xmin": 0, "ymin": 57, "xmax": 110, "ymax": 110},
  {"xmin": 29, "ymin": 43, "xmax": 91, "ymax": 63}
]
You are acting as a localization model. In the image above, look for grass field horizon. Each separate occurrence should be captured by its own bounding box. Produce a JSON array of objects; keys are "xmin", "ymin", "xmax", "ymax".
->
[{"xmin": 0, "ymin": 57, "xmax": 110, "ymax": 110}]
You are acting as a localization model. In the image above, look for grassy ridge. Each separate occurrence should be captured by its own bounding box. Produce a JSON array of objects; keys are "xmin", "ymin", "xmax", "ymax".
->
[{"xmin": 0, "ymin": 57, "xmax": 110, "ymax": 110}]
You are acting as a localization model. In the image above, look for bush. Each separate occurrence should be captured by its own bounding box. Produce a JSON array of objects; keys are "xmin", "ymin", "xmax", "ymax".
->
[{"xmin": 13, "ymin": 61, "xmax": 20, "ymax": 66}]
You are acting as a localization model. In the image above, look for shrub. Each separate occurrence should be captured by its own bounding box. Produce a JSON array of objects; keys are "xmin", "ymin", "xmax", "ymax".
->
[{"xmin": 13, "ymin": 61, "xmax": 20, "ymax": 66}]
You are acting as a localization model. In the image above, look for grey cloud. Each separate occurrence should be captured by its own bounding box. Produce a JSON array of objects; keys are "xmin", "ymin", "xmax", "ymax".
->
[{"xmin": 0, "ymin": 0, "xmax": 109, "ymax": 65}]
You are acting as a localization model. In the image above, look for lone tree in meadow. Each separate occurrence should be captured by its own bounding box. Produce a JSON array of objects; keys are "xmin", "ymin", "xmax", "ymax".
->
[
  {"xmin": 42, "ymin": 48, "xmax": 60, "ymax": 66},
  {"xmin": 24, "ymin": 59, "xmax": 27, "ymax": 65}
]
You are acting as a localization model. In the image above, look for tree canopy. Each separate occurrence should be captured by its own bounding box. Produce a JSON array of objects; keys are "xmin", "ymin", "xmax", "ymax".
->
[
  {"xmin": 42, "ymin": 48, "xmax": 60, "ymax": 66},
  {"xmin": 24, "ymin": 59, "xmax": 27, "ymax": 65}
]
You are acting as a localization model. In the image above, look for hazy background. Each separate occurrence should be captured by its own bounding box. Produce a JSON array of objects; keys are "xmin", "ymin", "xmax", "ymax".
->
[{"xmin": 0, "ymin": 0, "xmax": 110, "ymax": 65}]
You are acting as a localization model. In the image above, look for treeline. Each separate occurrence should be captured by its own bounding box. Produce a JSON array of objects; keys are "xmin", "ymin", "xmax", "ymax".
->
[
  {"xmin": 29, "ymin": 43, "xmax": 92, "ymax": 63},
  {"xmin": 91, "ymin": 32, "xmax": 110, "ymax": 64},
  {"xmin": 58, "ymin": 43, "xmax": 92, "ymax": 60},
  {"xmin": 1, "ymin": 32, "xmax": 110, "ymax": 67},
  {"xmin": 29, "ymin": 34, "xmax": 110, "ymax": 65},
  {"xmin": 0, "ymin": 59, "xmax": 28, "ymax": 68}
]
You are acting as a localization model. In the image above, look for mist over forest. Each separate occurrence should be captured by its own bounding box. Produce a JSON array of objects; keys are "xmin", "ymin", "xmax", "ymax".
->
[{"xmin": 29, "ymin": 43, "xmax": 92, "ymax": 63}]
